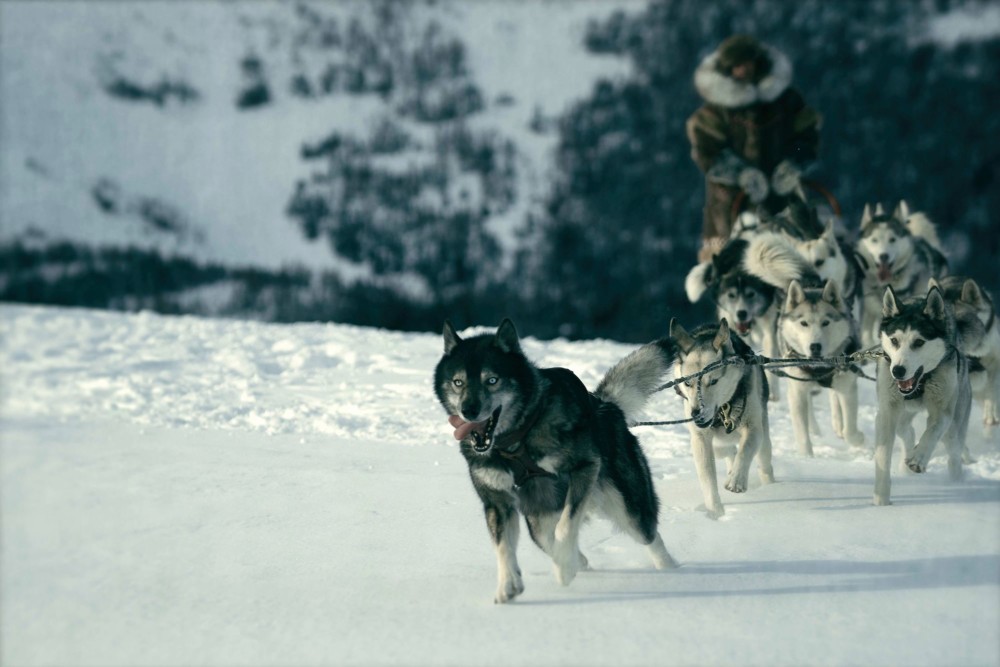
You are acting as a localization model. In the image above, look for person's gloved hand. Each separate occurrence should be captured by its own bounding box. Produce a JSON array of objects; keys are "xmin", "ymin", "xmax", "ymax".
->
[
  {"xmin": 738, "ymin": 167, "xmax": 769, "ymax": 204},
  {"xmin": 771, "ymin": 160, "xmax": 802, "ymax": 196}
]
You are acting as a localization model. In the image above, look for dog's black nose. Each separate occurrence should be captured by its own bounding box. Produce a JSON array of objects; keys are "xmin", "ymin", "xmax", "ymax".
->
[
  {"xmin": 810, "ymin": 343, "xmax": 822, "ymax": 356},
  {"xmin": 815, "ymin": 259, "xmax": 825, "ymax": 268},
  {"xmin": 891, "ymin": 365, "xmax": 906, "ymax": 379},
  {"xmin": 736, "ymin": 309, "xmax": 748, "ymax": 321},
  {"xmin": 461, "ymin": 402, "xmax": 481, "ymax": 420},
  {"xmin": 878, "ymin": 253, "xmax": 889, "ymax": 263}
]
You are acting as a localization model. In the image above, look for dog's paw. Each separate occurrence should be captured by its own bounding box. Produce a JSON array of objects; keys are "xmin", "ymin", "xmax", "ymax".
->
[
  {"xmin": 724, "ymin": 477, "xmax": 747, "ymax": 493},
  {"xmin": 905, "ymin": 457, "xmax": 926, "ymax": 474},
  {"xmin": 705, "ymin": 504, "xmax": 725, "ymax": 519},
  {"xmin": 578, "ymin": 551, "xmax": 591, "ymax": 571},
  {"xmin": 494, "ymin": 567, "xmax": 524, "ymax": 604},
  {"xmin": 553, "ymin": 554, "xmax": 580, "ymax": 586}
]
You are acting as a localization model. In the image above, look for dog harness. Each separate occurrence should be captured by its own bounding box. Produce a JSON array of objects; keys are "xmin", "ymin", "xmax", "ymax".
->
[
  {"xmin": 778, "ymin": 337, "xmax": 862, "ymax": 388},
  {"xmin": 710, "ymin": 372, "xmax": 750, "ymax": 433},
  {"xmin": 491, "ymin": 403, "xmax": 558, "ymax": 488}
]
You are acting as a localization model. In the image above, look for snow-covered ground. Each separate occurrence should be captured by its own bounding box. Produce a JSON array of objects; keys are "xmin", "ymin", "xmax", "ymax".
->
[{"xmin": 2, "ymin": 304, "xmax": 998, "ymax": 666}]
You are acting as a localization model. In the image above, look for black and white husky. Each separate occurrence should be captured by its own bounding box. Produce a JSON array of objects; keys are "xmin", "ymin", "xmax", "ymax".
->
[
  {"xmin": 873, "ymin": 286, "xmax": 972, "ymax": 506},
  {"xmin": 669, "ymin": 318, "xmax": 775, "ymax": 518},
  {"xmin": 778, "ymin": 279, "xmax": 865, "ymax": 456},
  {"xmin": 434, "ymin": 319, "xmax": 678, "ymax": 603},
  {"xmin": 930, "ymin": 276, "xmax": 1000, "ymax": 427},
  {"xmin": 856, "ymin": 201, "xmax": 948, "ymax": 346}
]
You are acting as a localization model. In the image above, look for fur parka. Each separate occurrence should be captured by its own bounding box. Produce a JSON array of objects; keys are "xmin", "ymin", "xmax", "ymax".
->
[{"xmin": 686, "ymin": 39, "xmax": 821, "ymax": 248}]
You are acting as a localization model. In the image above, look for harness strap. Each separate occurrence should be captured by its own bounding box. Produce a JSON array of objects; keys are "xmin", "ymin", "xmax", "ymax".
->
[{"xmin": 492, "ymin": 402, "xmax": 557, "ymax": 487}]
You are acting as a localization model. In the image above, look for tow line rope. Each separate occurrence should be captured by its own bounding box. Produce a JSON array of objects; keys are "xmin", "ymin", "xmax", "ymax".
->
[{"xmin": 629, "ymin": 345, "xmax": 886, "ymax": 428}]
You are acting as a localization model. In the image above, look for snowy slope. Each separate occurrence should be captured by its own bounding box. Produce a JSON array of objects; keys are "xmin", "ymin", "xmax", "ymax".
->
[
  {"xmin": 2, "ymin": 304, "xmax": 999, "ymax": 666},
  {"xmin": 0, "ymin": 1, "xmax": 632, "ymax": 274}
]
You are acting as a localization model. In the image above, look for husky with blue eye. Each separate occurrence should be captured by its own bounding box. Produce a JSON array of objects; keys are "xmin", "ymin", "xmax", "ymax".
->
[
  {"xmin": 670, "ymin": 317, "xmax": 775, "ymax": 519},
  {"xmin": 873, "ymin": 285, "xmax": 972, "ymax": 506},
  {"xmin": 434, "ymin": 319, "xmax": 679, "ymax": 603}
]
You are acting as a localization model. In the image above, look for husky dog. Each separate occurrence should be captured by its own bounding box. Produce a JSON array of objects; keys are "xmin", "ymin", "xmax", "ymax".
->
[
  {"xmin": 873, "ymin": 286, "xmax": 972, "ymax": 506},
  {"xmin": 685, "ymin": 232, "xmax": 820, "ymax": 400},
  {"xmin": 856, "ymin": 201, "xmax": 948, "ymax": 346},
  {"xmin": 670, "ymin": 318, "xmax": 775, "ymax": 518},
  {"xmin": 792, "ymin": 219, "xmax": 864, "ymax": 315},
  {"xmin": 930, "ymin": 276, "xmax": 1000, "ymax": 426},
  {"xmin": 434, "ymin": 319, "xmax": 678, "ymax": 603},
  {"xmin": 778, "ymin": 279, "xmax": 865, "ymax": 456}
]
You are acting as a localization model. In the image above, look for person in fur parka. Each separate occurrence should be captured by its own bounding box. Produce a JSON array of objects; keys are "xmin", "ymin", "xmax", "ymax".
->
[{"xmin": 686, "ymin": 35, "xmax": 822, "ymax": 261}]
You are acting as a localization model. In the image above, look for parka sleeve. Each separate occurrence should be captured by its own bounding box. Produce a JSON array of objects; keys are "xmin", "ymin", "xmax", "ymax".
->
[
  {"xmin": 784, "ymin": 89, "xmax": 822, "ymax": 165},
  {"xmin": 685, "ymin": 106, "xmax": 729, "ymax": 173}
]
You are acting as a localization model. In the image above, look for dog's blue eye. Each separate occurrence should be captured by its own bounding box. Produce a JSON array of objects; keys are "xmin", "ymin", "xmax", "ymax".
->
[
  {"xmin": 913, "ymin": 339, "xmax": 924, "ymax": 348},
  {"xmin": 486, "ymin": 377, "xmax": 499, "ymax": 385},
  {"xmin": 453, "ymin": 379, "xmax": 464, "ymax": 387}
]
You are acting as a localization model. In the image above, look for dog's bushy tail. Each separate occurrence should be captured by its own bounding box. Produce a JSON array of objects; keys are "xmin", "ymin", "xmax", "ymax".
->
[
  {"xmin": 742, "ymin": 232, "xmax": 819, "ymax": 289},
  {"xmin": 594, "ymin": 338, "xmax": 678, "ymax": 422}
]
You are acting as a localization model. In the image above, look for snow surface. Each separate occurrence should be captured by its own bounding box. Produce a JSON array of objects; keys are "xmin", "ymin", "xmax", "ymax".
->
[{"xmin": 2, "ymin": 304, "xmax": 999, "ymax": 666}]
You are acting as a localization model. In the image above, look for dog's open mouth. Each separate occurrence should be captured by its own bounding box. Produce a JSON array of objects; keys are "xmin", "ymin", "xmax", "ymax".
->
[
  {"xmin": 876, "ymin": 262, "xmax": 893, "ymax": 283},
  {"xmin": 896, "ymin": 367, "xmax": 924, "ymax": 396},
  {"xmin": 734, "ymin": 320, "xmax": 753, "ymax": 336},
  {"xmin": 449, "ymin": 406, "xmax": 502, "ymax": 452}
]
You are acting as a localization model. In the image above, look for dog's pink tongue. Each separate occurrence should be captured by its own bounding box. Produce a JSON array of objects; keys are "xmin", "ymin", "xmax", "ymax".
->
[
  {"xmin": 877, "ymin": 264, "xmax": 892, "ymax": 282},
  {"xmin": 449, "ymin": 415, "xmax": 486, "ymax": 441},
  {"xmin": 897, "ymin": 377, "xmax": 916, "ymax": 392}
]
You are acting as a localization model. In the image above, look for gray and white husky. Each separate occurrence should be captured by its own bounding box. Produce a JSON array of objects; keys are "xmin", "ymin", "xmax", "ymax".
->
[
  {"xmin": 856, "ymin": 201, "xmax": 948, "ymax": 346},
  {"xmin": 930, "ymin": 276, "xmax": 1000, "ymax": 427},
  {"xmin": 873, "ymin": 286, "xmax": 972, "ymax": 506},
  {"xmin": 778, "ymin": 279, "xmax": 865, "ymax": 456},
  {"xmin": 434, "ymin": 319, "xmax": 678, "ymax": 603},
  {"xmin": 670, "ymin": 318, "xmax": 775, "ymax": 518},
  {"xmin": 792, "ymin": 219, "xmax": 864, "ymax": 316}
]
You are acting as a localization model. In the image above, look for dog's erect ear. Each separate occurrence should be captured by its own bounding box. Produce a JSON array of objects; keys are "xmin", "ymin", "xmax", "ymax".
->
[
  {"xmin": 860, "ymin": 203, "xmax": 873, "ymax": 229},
  {"xmin": 785, "ymin": 280, "xmax": 805, "ymax": 311},
  {"xmin": 927, "ymin": 277, "xmax": 940, "ymax": 293},
  {"xmin": 961, "ymin": 279, "xmax": 985, "ymax": 308},
  {"xmin": 894, "ymin": 200, "xmax": 910, "ymax": 222},
  {"xmin": 882, "ymin": 285, "xmax": 901, "ymax": 318},
  {"xmin": 443, "ymin": 320, "xmax": 461, "ymax": 354},
  {"xmin": 823, "ymin": 218, "xmax": 839, "ymax": 244},
  {"xmin": 822, "ymin": 279, "xmax": 842, "ymax": 307},
  {"xmin": 874, "ymin": 202, "xmax": 885, "ymax": 216},
  {"xmin": 494, "ymin": 318, "xmax": 521, "ymax": 353},
  {"xmin": 924, "ymin": 286, "xmax": 948, "ymax": 322},
  {"xmin": 714, "ymin": 318, "xmax": 732, "ymax": 352},
  {"xmin": 669, "ymin": 318, "xmax": 695, "ymax": 353}
]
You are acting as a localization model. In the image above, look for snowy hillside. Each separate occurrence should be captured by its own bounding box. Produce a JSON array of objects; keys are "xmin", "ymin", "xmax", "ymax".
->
[
  {"xmin": 2, "ymin": 304, "xmax": 998, "ymax": 666},
  {"xmin": 0, "ymin": 1, "xmax": 631, "ymax": 272}
]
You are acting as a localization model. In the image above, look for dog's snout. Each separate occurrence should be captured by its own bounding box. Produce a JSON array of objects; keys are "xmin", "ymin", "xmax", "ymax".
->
[
  {"xmin": 878, "ymin": 253, "xmax": 890, "ymax": 263},
  {"xmin": 461, "ymin": 401, "xmax": 481, "ymax": 421},
  {"xmin": 736, "ymin": 309, "xmax": 748, "ymax": 321},
  {"xmin": 891, "ymin": 365, "xmax": 907, "ymax": 379},
  {"xmin": 809, "ymin": 343, "xmax": 822, "ymax": 356}
]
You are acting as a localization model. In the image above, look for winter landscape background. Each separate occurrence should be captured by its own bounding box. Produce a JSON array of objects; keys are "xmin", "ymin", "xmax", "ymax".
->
[
  {"xmin": 2, "ymin": 2, "xmax": 1000, "ymax": 665},
  {"xmin": 2, "ymin": 0, "xmax": 999, "ymax": 340}
]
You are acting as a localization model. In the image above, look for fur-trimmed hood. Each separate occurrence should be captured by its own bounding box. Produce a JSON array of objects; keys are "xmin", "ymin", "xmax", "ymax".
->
[{"xmin": 694, "ymin": 44, "xmax": 793, "ymax": 108}]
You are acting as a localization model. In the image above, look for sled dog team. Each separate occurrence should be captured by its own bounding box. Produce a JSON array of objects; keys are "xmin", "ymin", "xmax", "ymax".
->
[{"xmin": 434, "ymin": 201, "xmax": 998, "ymax": 603}]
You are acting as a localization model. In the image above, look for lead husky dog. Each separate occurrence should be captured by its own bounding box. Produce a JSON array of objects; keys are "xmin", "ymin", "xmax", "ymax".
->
[
  {"xmin": 856, "ymin": 201, "xmax": 948, "ymax": 346},
  {"xmin": 434, "ymin": 319, "xmax": 678, "ymax": 603},
  {"xmin": 930, "ymin": 276, "xmax": 1000, "ymax": 427},
  {"xmin": 873, "ymin": 286, "xmax": 972, "ymax": 506},
  {"xmin": 670, "ymin": 318, "xmax": 775, "ymax": 518},
  {"xmin": 778, "ymin": 279, "xmax": 865, "ymax": 456}
]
